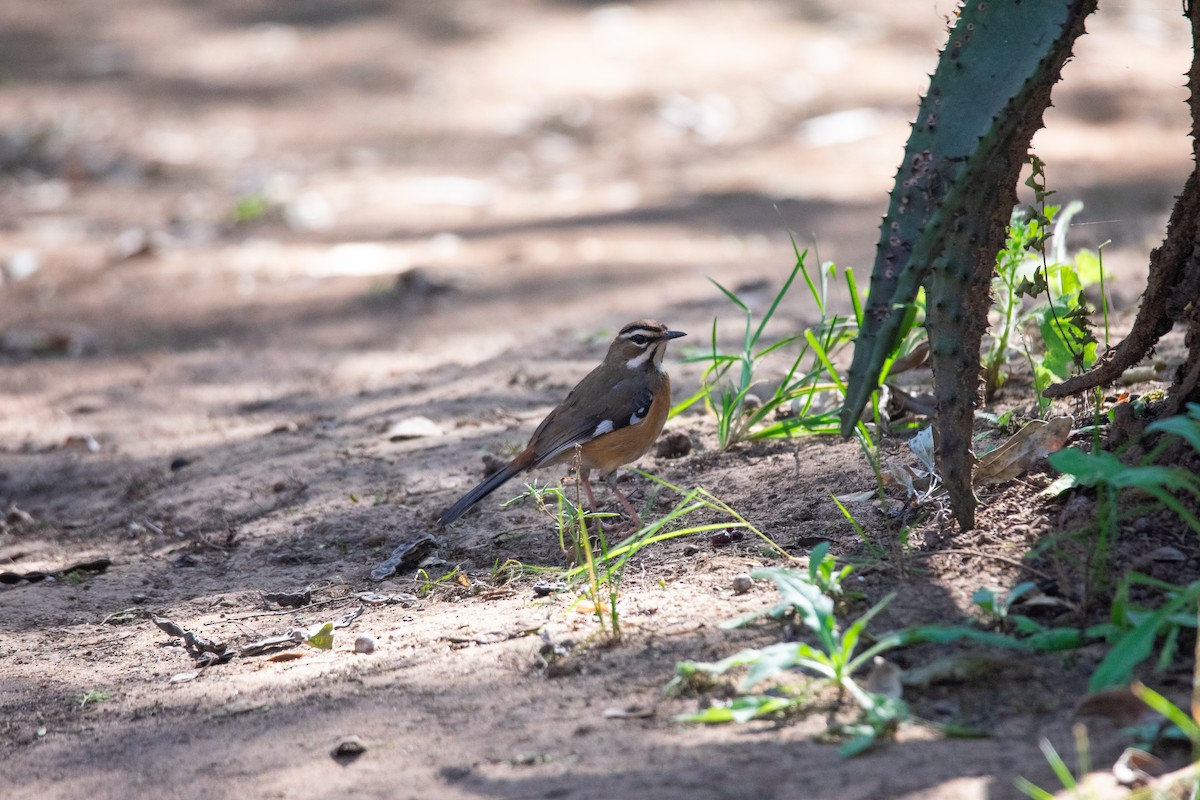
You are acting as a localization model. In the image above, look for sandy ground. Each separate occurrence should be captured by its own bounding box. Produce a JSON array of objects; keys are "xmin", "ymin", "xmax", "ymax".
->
[{"xmin": 2, "ymin": 1, "xmax": 1198, "ymax": 798}]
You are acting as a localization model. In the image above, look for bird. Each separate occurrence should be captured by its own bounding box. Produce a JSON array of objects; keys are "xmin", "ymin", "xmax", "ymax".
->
[{"xmin": 438, "ymin": 320, "xmax": 686, "ymax": 528}]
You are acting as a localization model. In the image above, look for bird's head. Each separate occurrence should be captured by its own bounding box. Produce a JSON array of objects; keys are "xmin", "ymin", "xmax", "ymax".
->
[{"xmin": 608, "ymin": 320, "xmax": 686, "ymax": 370}]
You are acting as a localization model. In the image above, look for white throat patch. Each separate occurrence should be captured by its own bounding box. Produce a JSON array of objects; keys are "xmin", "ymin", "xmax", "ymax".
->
[{"xmin": 625, "ymin": 347, "xmax": 654, "ymax": 369}]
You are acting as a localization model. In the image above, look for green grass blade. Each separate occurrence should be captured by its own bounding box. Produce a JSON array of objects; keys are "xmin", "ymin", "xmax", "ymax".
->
[
  {"xmin": 844, "ymin": 266, "xmax": 863, "ymax": 327},
  {"xmin": 1090, "ymin": 583, "xmax": 1200, "ymax": 691},
  {"xmin": 805, "ymin": 329, "xmax": 846, "ymax": 394},
  {"xmin": 789, "ymin": 236, "xmax": 823, "ymax": 316},
  {"xmin": 707, "ymin": 277, "xmax": 749, "ymax": 313},
  {"xmin": 1013, "ymin": 777, "xmax": 1057, "ymax": 800},
  {"xmin": 1039, "ymin": 738, "xmax": 1077, "ymax": 790},
  {"xmin": 1132, "ymin": 681, "xmax": 1200, "ymax": 746},
  {"xmin": 750, "ymin": 259, "xmax": 804, "ymax": 347}
]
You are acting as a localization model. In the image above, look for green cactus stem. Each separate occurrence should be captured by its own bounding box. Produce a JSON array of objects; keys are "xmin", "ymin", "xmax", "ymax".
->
[{"xmin": 839, "ymin": 0, "xmax": 1097, "ymax": 529}]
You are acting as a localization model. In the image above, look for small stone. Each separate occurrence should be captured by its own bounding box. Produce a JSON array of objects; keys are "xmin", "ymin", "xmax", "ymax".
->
[
  {"xmin": 863, "ymin": 656, "xmax": 904, "ymax": 700},
  {"xmin": 481, "ymin": 453, "xmax": 508, "ymax": 475},
  {"xmin": 386, "ymin": 417, "xmax": 442, "ymax": 440},
  {"xmin": 331, "ymin": 735, "xmax": 368, "ymax": 760},
  {"xmin": 731, "ymin": 574, "xmax": 753, "ymax": 594},
  {"xmin": 710, "ymin": 529, "xmax": 744, "ymax": 547},
  {"xmin": 6, "ymin": 505, "xmax": 34, "ymax": 525},
  {"xmin": 655, "ymin": 431, "xmax": 692, "ymax": 459},
  {"xmin": 354, "ymin": 634, "xmax": 376, "ymax": 654}
]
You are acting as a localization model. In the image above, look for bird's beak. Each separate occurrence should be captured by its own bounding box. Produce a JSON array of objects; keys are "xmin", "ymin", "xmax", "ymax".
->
[{"xmin": 665, "ymin": 330, "xmax": 687, "ymax": 340}]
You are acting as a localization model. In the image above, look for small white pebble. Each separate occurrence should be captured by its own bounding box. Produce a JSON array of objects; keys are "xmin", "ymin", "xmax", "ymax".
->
[{"xmin": 354, "ymin": 634, "xmax": 376, "ymax": 654}]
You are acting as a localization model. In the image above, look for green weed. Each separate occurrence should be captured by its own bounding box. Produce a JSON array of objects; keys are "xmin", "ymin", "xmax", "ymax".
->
[
  {"xmin": 1048, "ymin": 404, "xmax": 1200, "ymax": 561},
  {"xmin": 413, "ymin": 566, "xmax": 464, "ymax": 597},
  {"xmin": 985, "ymin": 160, "xmax": 1102, "ymax": 413},
  {"xmin": 986, "ymin": 201, "xmax": 1099, "ymax": 407},
  {"xmin": 972, "ymin": 581, "xmax": 1039, "ymax": 632},
  {"xmin": 671, "ymin": 550, "xmax": 911, "ymax": 754},
  {"xmin": 1090, "ymin": 573, "xmax": 1200, "ymax": 692},
  {"xmin": 968, "ymin": 569, "xmax": 1199, "ymax": 692}
]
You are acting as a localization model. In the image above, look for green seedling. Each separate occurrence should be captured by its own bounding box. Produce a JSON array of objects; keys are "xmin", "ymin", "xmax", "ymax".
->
[
  {"xmin": 76, "ymin": 690, "xmax": 110, "ymax": 709},
  {"xmin": 1040, "ymin": 403, "xmax": 1200, "ymax": 606},
  {"xmin": 807, "ymin": 541, "xmax": 854, "ymax": 600},
  {"xmin": 1049, "ymin": 411, "xmax": 1200, "ymax": 539},
  {"xmin": 1090, "ymin": 573, "xmax": 1200, "ymax": 692},
  {"xmin": 972, "ymin": 581, "xmax": 1038, "ymax": 632},
  {"xmin": 1014, "ymin": 725, "xmax": 1092, "ymax": 800},
  {"xmin": 414, "ymin": 566, "xmax": 464, "ymax": 597}
]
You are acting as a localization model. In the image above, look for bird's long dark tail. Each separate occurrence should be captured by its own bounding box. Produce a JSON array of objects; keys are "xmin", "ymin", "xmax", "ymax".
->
[{"xmin": 438, "ymin": 462, "xmax": 523, "ymax": 526}]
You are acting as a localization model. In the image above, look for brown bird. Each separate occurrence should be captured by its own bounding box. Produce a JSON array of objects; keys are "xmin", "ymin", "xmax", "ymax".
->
[{"xmin": 438, "ymin": 320, "xmax": 686, "ymax": 528}]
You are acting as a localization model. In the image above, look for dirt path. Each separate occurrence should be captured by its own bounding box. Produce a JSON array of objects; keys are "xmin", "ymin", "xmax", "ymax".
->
[{"xmin": 2, "ymin": 2, "xmax": 1196, "ymax": 798}]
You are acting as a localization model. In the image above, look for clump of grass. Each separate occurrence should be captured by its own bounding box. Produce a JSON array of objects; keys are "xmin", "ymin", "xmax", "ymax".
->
[
  {"xmin": 687, "ymin": 157, "xmax": 1105, "ymax": 455},
  {"xmin": 678, "ymin": 243, "xmax": 915, "ymax": 450},
  {"xmin": 509, "ymin": 474, "xmax": 791, "ymax": 641}
]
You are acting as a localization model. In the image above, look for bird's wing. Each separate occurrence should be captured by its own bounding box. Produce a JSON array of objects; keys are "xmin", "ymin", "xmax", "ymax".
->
[{"xmin": 529, "ymin": 376, "xmax": 656, "ymax": 467}]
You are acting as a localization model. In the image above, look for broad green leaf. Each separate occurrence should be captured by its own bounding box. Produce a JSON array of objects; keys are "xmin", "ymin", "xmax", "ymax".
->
[
  {"xmin": 679, "ymin": 694, "xmax": 795, "ymax": 724},
  {"xmin": 1048, "ymin": 447, "xmax": 1122, "ymax": 485},
  {"xmin": 1090, "ymin": 584, "xmax": 1200, "ymax": 691},
  {"xmin": 1146, "ymin": 413, "xmax": 1200, "ymax": 454},
  {"xmin": 306, "ymin": 622, "xmax": 335, "ymax": 650}
]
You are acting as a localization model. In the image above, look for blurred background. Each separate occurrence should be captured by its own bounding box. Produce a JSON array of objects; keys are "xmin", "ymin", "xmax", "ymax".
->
[{"xmin": 0, "ymin": 0, "xmax": 1192, "ymax": 442}]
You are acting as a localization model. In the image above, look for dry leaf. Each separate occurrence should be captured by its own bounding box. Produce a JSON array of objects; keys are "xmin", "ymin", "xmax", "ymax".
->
[
  {"xmin": 602, "ymin": 705, "xmax": 656, "ymax": 719},
  {"xmin": 1113, "ymin": 747, "xmax": 1166, "ymax": 787},
  {"xmin": 974, "ymin": 417, "xmax": 1072, "ymax": 486},
  {"xmin": 888, "ymin": 341, "xmax": 930, "ymax": 375},
  {"xmin": 1074, "ymin": 687, "xmax": 1159, "ymax": 727}
]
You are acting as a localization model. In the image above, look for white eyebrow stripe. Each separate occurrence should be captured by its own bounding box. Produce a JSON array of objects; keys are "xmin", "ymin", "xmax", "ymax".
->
[{"xmin": 620, "ymin": 327, "xmax": 659, "ymax": 339}]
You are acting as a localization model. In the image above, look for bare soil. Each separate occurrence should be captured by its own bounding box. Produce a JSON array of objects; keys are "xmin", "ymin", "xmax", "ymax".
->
[{"xmin": 2, "ymin": 2, "xmax": 1199, "ymax": 798}]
